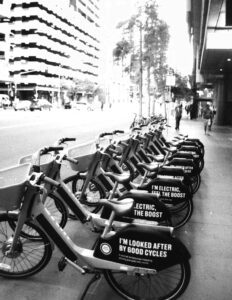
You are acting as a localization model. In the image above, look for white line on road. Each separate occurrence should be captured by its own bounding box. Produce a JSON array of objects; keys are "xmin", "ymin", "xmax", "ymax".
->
[{"xmin": 0, "ymin": 122, "xmax": 48, "ymax": 130}]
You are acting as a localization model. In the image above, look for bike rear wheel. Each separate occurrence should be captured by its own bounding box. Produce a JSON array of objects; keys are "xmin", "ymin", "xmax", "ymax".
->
[
  {"xmin": 0, "ymin": 213, "xmax": 52, "ymax": 278},
  {"xmin": 190, "ymin": 174, "xmax": 201, "ymax": 194},
  {"xmin": 104, "ymin": 260, "xmax": 191, "ymax": 300},
  {"xmin": 168, "ymin": 198, "xmax": 193, "ymax": 229}
]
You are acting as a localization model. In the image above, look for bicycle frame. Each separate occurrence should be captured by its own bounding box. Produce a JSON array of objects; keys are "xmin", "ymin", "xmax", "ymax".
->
[{"xmin": 11, "ymin": 172, "xmax": 190, "ymax": 274}]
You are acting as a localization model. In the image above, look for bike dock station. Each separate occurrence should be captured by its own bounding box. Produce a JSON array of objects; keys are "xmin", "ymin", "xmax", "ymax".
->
[{"xmin": 0, "ymin": 117, "xmax": 232, "ymax": 300}]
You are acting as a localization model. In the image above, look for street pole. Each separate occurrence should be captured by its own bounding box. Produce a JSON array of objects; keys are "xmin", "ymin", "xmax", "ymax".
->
[
  {"xmin": 58, "ymin": 66, "xmax": 61, "ymax": 107},
  {"xmin": 139, "ymin": 21, "xmax": 143, "ymax": 118},
  {"xmin": 147, "ymin": 57, "xmax": 151, "ymax": 117}
]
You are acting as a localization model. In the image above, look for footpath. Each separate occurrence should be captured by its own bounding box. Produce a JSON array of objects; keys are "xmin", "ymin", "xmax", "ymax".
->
[{"xmin": 85, "ymin": 117, "xmax": 232, "ymax": 300}]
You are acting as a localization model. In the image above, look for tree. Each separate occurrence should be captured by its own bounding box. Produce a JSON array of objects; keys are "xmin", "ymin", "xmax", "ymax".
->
[
  {"xmin": 171, "ymin": 73, "xmax": 193, "ymax": 101},
  {"xmin": 113, "ymin": 0, "xmax": 170, "ymax": 116},
  {"xmin": 113, "ymin": 39, "xmax": 132, "ymax": 74}
]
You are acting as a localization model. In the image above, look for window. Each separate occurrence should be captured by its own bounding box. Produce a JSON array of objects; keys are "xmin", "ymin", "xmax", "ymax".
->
[
  {"xmin": 0, "ymin": 51, "xmax": 5, "ymax": 60},
  {"xmin": 0, "ymin": 33, "xmax": 5, "ymax": 41}
]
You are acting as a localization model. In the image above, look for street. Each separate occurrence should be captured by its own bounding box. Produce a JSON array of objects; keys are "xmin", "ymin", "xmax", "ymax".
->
[{"xmin": 0, "ymin": 104, "xmax": 136, "ymax": 169}]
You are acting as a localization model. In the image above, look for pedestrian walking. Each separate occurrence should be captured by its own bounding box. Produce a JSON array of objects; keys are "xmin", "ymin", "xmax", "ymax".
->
[
  {"xmin": 208, "ymin": 104, "xmax": 216, "ymax": 131},
  {"xmin": 202, "ymin": 103, "xmax": 213, "ymax": 135},
  {"xmin": 175, "ymin": 102, "xmax": 183, "ymax": 130}
]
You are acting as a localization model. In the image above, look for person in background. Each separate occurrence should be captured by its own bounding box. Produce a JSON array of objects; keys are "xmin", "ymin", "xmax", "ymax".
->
[
  {"xmin": 208, "ymin": 104, "xmax": 216, "ymax": 131},
  {"xmin": 175, "ymin": 102, "xmax": 183, "ymax": 130},
  {"xmin": 202, "ymin": 103, "xmax": 213, "ymax": 135}
]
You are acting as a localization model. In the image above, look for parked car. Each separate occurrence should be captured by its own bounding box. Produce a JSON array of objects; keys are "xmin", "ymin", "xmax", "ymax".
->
[
  {"xmin": 0, "ymin": 94, "xmax": 11, "ymax": 109},
  {"xmin": 64, "ymin": 101, "xmax": 72, "ymax": 109},
  {"xmin": 30, "ymin": 99, "xmax": 52, "ymax": 111},
  {"xmin": 13, "ymin": 100, "xmax": 31, "ymax": 111},
  {"xmin": 74, "ymin": 102, "xmax": 93, "ymax": 111}
]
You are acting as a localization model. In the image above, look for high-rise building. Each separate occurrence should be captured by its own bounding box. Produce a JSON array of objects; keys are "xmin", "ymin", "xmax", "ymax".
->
[
  {"xmin": 0, "ymin": 0, "xmax": 12, "ymax": 89},
  {"xmin": 0, "ymin": 0, "xmax": 101, "ymax": 103}
]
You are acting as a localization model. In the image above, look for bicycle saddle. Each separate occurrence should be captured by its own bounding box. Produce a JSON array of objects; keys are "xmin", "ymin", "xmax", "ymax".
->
[
  {"xmin": 163, "ymin": 146, "xmax": 177, "ymax": 153},
  {"xmin": 137, "ymin": 161, "xmax": 159, "ymax": 172},
  {"xmin": 99, "ymin": 198, "xmax": 134, "ymax": 216},
  {"xmin": 104, "ymin": 171, "xmax": 131, "ymax": 183},
  {"xmin": 147, "ymin": 154, "xmax": 164, "ymax": 162}
]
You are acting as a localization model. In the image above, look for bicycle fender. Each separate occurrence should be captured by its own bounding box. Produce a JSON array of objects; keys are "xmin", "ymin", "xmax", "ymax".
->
[
  {"xmin": 157, "ymin": 166, "xmax": 192, "ymax": 188},
  {"xmin": 93, "ymin": 224, "xmax": 191, "ymax": 271},
  {"xmin": 167, "ymin": 157, "xmax": 199, "ymax": 176},
  {"xmin": 119, "ymin": 192, "xmax": 171, "ymax": 223},
  {"xmin": 141, "ymin": 177, "xmax": 192, "ymax": 204}
]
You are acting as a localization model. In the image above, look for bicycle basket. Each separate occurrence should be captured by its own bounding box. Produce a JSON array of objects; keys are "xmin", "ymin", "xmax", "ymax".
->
[
  {"xmin": 18, "ymin": 153, "xmax": 54, "ymax": 175},
  {"xmin": 67, "ymin": 140, "xmax": 96, "ymax": 171},
  {"xmin": 97, "ymin": 136, "xmax": 112, "ymax": 150},
  {"xmin": 113, "ymin": 132, "xmax": 131, "ymax": 153},
  {"xmin": 0, "ymin": 163, "xmax": 31, "ymax": 210}
]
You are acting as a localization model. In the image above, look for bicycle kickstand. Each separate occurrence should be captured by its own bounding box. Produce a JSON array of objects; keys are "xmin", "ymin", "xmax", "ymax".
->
[{"xmin": 79, "ymin": 272, "xmax": 101, "ymax": 300}]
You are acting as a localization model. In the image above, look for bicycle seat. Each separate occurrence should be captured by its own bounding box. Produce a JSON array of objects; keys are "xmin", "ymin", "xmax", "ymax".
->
[
  {"xmin": 163, "ymin": 146, "xmax": 177, "ymax": 153},
  {"xmin": 137, "ymin": 161, "xmax": 159, "ymax": 172},
  {"xmin": 99, "ymin": 198, "xmax": 134, "ymax": 216},
  {"xmin": 104, "ymin": 171, "xmax": 131, "ymax": 183},
  {"xmin": 150, "ymin": 154, "xmax": 165, "ymax": 162},
  {"xmin": 169, "ymin": 141, "xmax": 181, "ymax": 147}
]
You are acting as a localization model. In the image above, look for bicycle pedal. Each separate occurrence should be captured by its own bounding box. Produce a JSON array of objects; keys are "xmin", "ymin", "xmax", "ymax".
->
[{"xmin": 58, "ymin": 256, "xmax": 67, "ymax": 271}]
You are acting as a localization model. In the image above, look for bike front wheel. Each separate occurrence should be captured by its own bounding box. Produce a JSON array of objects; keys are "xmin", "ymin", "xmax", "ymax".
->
[
  {"xmin": 64, "ymin": 175, "xmax": 106, "ymax": 219},
  {"xmin": 8, "ymin": 193, "xmax": 68, "ymax": 239},
  {"xmin": 0, "ymin": 213, "xmax": 52, "ymax": 279},
  {"xmin": 104, "ymin": 260, "xmax": 191, "ymax": 300}
]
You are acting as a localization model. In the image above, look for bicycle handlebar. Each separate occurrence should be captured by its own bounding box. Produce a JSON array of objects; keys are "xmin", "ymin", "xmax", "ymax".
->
[
  {"xmin": 31, "ymin": 146, "xmax": 64, "ymax": 170},
  {"xmin": 106, "ymin": 147, "xmax": 121, "ymax": 155},
  {"xmin": 99, "ymin": 132, "xmax": 113, "ymax": 138},
  {"xmin": 64, "ymin": 156, "xmax": 79, "ymax": 165},
  {"xmin": 56, "ymin": 137, "xmax": 76, "ymax": 145},
  {"xmin": 112, "ymin": 130, "xmax": 124, "ymax": 134},
  {"xmin": 131, "ymin": 127, "xmax": 142, "ymax": 132},
  {"xmin": 41, "ymin": 146, "xmax": 64, "ymax": 155},
  {"xmin": 119, "ymin": 141, "xmax": 129, "ymax": 147}
]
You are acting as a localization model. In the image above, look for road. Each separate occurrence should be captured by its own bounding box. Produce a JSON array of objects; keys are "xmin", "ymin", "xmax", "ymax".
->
[{"xmin": 0, "ymin": 104, "xmax": 136, "ymax": 169}]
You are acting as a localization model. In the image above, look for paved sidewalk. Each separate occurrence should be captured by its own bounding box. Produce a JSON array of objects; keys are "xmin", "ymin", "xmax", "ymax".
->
[{"xmin": 1, "ymin": 117, "xmax": 232, "ymax": 300}]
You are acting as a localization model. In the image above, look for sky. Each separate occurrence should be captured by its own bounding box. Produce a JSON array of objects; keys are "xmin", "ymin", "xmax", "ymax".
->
[{"xmin": 100, "ymin": 0, "xmax": 193, "ymax": 76}]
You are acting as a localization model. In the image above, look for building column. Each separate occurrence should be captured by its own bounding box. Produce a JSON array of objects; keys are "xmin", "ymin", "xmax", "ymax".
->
[{"xmin": 214, "ymin": 75, "xmax": 232, "ymax": 125}]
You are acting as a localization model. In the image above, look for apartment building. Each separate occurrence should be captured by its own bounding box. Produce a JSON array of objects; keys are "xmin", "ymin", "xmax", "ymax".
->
[
  {"xmin": 0, "ymin": 0, "xmax": 101, "ymax": 103},
  {"xmin": 0, "ymin": 1, "xmax": 12, "ymax": 88}
]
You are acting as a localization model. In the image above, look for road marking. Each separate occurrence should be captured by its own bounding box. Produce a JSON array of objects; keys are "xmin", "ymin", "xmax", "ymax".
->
[{"xmin": 0, "ymin": 122, "xmax": 45, "ymax": 130}]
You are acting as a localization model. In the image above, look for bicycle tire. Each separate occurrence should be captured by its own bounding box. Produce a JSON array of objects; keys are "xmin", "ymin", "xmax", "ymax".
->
[
  {"xmin": 190, "ymin": 174, "xmax": 201, "ymax": 194},
  {"xmin": 63, "ymin": 175, "xmax": 106, "ymax": 220},
  {"xmin": 45, "ymin": 193, "xmax": 68, "ymax": 228},
  {"xmin": 196, "ymin": 157, "xmax": 204, "ymax": 173},
  {"xmin": 9, "ymin": 193, "xmax": 68, "ymax": 239},
  {"xmin": 168, "ymin": 198, "xmax": 193, "ymax": 229},
  {"xmin": 104, "ymin": 259, "xmax": 191, "ymax": 300},
  {"xmin": 0, "ymin": 213, "xmax": 52, "ymax": 279}
]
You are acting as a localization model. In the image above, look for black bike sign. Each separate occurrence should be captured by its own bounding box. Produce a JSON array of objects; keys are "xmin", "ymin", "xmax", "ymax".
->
[{"xmin": 94, "ymin": 224, "xmax": 191, "ymax": 271}]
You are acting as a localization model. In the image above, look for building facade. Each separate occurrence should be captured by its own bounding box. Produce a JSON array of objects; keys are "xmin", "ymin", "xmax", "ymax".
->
[
  {"xmin": 187, "ymin": 0, "xmax": 232, "ymax": 125},
  {"xmin": 0, "ymin": 0, "xmax": 100, "ymax": 104}
]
